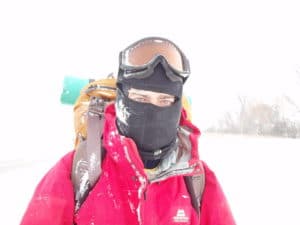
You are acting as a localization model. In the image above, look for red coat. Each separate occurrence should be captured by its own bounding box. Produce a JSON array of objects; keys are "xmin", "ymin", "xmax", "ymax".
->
[{"xmin": 21, "ymin": 104, "xmax": 236, "ymax": 225}]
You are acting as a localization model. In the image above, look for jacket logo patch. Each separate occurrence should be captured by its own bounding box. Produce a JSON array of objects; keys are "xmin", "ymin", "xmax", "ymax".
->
[{"xmin": 173, "ymin": 209, "xmax": 189, "ymax": 223}]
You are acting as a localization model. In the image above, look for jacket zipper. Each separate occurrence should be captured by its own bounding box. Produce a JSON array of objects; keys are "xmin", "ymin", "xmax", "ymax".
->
[
  {"xmin": 143, "ymin": 189, "xmax": 147, "ymax": 200},
  {"xmin": 141, "ymin": 187, "xmax": 147, "ymax": 225},
  {"xmin": 138, "ymin": 183, "xmax": 149, "ymax": 225}
]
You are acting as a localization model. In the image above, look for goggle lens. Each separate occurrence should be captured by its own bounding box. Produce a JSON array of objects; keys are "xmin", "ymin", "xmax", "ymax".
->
[{"xmin": 124, "ymin": 39, "xmax": 183, "ymax": 71}]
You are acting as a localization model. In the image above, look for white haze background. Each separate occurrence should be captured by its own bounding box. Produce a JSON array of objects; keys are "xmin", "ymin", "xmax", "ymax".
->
[{"xmin": 0, "ymin": 0, "xmax": 300, "ymax": 224}]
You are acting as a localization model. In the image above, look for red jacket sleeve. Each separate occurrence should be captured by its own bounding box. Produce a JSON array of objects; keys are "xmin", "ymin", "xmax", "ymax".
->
[
  {"xmin": 20, "ymin": 151, "xmax": 75, "ymax": 225},
  {"xmin": 200, "ymin": 161, "xmax": 236, "ymax": 225}
]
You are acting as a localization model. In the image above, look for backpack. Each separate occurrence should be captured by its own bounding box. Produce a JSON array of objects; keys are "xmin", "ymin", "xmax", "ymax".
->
[{"xmin": 69, "ymin": 74, "xmax": 205, "ymax": 215}]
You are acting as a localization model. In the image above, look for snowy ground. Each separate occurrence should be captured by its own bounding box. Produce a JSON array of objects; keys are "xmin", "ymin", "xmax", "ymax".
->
[
  {"xmin": 199, "ymin": 133, "xmax": 300, "ymax": 225},
  {"xmin": 1, "ymin": 133, "xmax": 299, "ymax": 225}
]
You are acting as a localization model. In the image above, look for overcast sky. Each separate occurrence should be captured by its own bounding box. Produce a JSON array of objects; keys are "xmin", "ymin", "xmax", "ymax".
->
[{"xmin": 0, "ymin": 0, "xmax": 299, "ymax": 160}]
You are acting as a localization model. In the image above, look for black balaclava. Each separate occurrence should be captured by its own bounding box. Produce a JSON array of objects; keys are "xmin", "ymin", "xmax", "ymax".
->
[{"xmin": 116, "ymin": 63, "xmax": 183, "ymax": 168}]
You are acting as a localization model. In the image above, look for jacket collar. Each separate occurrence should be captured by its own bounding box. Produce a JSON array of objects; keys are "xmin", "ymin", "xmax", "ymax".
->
[{"xmin": 102, "ymin": 103, "xmax": 202, "ymax": 182}]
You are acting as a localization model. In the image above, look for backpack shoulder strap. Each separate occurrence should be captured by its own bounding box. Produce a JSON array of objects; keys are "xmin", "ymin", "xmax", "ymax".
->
[
  {"xmin": 71, "ymin": 97, "xmax": 106, "ymax": 212},
  {"xmin": 184, "ymin": 162, "xmax": 205, "ymax": 215}
]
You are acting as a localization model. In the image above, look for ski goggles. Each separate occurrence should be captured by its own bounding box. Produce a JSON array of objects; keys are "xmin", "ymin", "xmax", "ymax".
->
[{"xmin": 119, "ymin": 37, "xmax": 190, "ymax": 83}]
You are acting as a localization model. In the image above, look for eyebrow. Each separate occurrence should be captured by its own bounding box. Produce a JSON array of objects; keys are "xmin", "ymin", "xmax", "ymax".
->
[
  {"xmin": 159, "ymin": 96, "xmax": 175, "ymax": 99},
  {"xmin": 129, "ymin": 92, "xmax": 149, "ymax": 98},
  {"xmin": 131, "ymin": 92, "xmax": 174, "ymax": 98}
]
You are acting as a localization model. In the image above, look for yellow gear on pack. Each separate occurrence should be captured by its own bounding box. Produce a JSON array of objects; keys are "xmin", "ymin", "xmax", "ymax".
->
[{"xmin": 73, "ymin": 75, "xmax": 192, "ymax": 150}]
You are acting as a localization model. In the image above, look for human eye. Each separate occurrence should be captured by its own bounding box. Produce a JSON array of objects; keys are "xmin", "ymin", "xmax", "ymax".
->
[
  {"xmin": 158, "ymin": 98, "xmax": 175, "ymax": 107},
  {"xmin": 131, "ymin": 95, "xmax": 149, "ymax": 103}
]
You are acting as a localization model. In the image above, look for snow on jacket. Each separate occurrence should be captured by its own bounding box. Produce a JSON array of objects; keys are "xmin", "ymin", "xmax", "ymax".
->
[{"xmin": 21, "ymin": 104, "xmax": 236, "ymax": 225}]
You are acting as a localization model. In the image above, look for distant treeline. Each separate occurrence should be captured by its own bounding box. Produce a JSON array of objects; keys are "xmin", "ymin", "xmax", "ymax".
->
[{"xmin": 206, "ymin": 95, "xmax": 300, "ymax": 138}]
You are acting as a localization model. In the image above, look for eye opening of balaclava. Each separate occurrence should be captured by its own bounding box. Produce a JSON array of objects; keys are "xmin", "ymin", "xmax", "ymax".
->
[{"xmin": 115, "ymin": 62, "xmax": 184, "ymax": 168}]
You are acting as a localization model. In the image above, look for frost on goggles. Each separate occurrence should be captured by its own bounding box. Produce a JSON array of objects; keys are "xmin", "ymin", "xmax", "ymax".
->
[{"xmin": 119, "ymin": 37, "xmax": 190, "ymax": 83}]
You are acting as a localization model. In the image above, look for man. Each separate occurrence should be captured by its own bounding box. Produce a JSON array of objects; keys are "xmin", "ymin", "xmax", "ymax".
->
[{"xmin": 21, "ymin": 37, "xmax": 236, "ymax": 225}]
